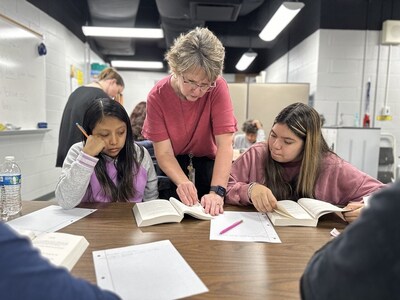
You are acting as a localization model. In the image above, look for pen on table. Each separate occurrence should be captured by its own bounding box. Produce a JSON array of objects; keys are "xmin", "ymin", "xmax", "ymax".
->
[
  {"xmin": 76, "ymin": 123, "xmax": 89, "ymax": 138},
  {"xmin": 219, "ymin": 219, "xmax": 243, "ymax": 235}
]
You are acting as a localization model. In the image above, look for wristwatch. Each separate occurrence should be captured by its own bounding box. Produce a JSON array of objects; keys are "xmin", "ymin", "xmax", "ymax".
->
[{"xmin": 210, "ymin": 185, "xmax": 226, "ymax": 198}]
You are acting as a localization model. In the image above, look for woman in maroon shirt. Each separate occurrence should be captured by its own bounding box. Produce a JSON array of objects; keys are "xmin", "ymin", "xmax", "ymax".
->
[{"xmin": 143, "ymin": 27, "xmax": 237, "ymax": 216}]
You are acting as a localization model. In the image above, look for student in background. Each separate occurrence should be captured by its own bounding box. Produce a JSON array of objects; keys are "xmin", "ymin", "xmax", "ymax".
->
[
  {"xmin": 226, "ymin": 102, "xmax": 384, "ymax": 222},
  {"xmin": 233, "ymin": 119, "xmax": 266, "ymax": 150},
  {"xmin": 130, "ymin": 101, "xmax": 147, "ymax": 141},
  {"xmin": 56, "ymin": 67, "xmax": 125, "ymax": 167},
  {"xmin": 0, "ymin": 223, "xmax": 119, "ymax": 300},
  {"xmin": 130, "ymin": 101, "xmax": 156, "ymax": 169},
  {"xmin": 300, "ymin": 181, "xmax": 400, "ymax": 300},
  {"xmin": 142, "ymin": 27, "xmax": 237, "ymax": 216},
  {"xmin": 56, "ymin": 98, "xmax": 158, "ymax": 209}
]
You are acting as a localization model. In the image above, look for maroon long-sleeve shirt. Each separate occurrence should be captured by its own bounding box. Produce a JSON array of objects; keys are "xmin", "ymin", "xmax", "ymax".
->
[{"xmin": 226, "ymin": 142, "xmax": 385, "ymax": 206}]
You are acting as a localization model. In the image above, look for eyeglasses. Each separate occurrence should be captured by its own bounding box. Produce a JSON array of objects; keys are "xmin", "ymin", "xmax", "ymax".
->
[{"xmin": 181, "ymin": 75, "xmax": 216, "ymax": 92}]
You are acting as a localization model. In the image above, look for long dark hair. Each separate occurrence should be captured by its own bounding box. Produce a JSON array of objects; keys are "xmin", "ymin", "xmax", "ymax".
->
[
  {"xmin": 264, "ymin": 102, "xmax": 333, "ymax": 200},
  {"xmin": 130, "ymin": 101, "xmax": 147, "ymax": 141},
  {"xmin": 82, "ymin": 98, "xmax": 144, "ymax": 202}
]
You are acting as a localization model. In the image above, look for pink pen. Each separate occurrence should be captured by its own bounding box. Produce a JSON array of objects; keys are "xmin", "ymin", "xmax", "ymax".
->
[{"xmin": 219, "ymin": 219, "xmax": 243, "ymax": 235}]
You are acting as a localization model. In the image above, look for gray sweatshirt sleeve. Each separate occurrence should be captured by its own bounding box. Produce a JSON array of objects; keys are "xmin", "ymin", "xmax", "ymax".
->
[
  {"xmin": 137, "ymin": 144, "xmax": 159, "ymax": 201},
  {"xmin": 55, "ymin": 142, "xmax": 98, "ymax": 209}
]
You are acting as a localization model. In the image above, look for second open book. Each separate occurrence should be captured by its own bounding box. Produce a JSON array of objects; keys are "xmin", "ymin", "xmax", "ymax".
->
[
  {"xmin": 14, "ymin": 228, "xmax": 88, "ymax": 271},
  {"xmin": 267, "ymin": 198, "xmax": 346, "ymax": 227},
  {"xmin": 7, "ymin": 205, "xmax": 95, "ymax": 271},
  {"xmin": 133, "ymin": 197, "xmax": 213, "ymax": 227}
]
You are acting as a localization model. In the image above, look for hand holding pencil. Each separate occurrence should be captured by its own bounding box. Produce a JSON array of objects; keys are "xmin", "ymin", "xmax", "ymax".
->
[
  {"xmin": 76, "ymin": 123, "xmax": 88, "ymax": 138},
  {"xmin": 76, "ymin": 123, "xmax": 105, "ymax": 157}
]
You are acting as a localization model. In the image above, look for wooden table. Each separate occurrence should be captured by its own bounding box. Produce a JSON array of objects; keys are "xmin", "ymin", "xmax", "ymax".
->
[{"xmin": 20, "ymin": 201, "xmax": 347, "ymax": 300}]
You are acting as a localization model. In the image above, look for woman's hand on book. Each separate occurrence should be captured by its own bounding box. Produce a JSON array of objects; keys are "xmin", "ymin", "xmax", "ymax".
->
[
  {"xmin": 343, "ymin": 202, "xmax": 364, "ymax": 223},
  {"xmin": 177, "ymin": 181, "xmax": 199, "ymax": 206},
  {"xmin": 249, "ymin": 184, "xmax": 277, "ymax": 213},
  {"xmin": 201, "ymin": 193, "xmax": 224, "ymax": 216}
]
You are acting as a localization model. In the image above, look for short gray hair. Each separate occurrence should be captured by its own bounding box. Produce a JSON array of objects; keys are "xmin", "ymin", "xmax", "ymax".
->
[{"xmin": 165, "ymin": 27, "xmax": 225, "ymax": 82}]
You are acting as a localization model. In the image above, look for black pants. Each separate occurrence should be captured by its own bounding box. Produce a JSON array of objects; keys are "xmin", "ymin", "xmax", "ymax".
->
[{"xmin": 158, "ymin": 155, "xmax": 214, "ymax": 200}]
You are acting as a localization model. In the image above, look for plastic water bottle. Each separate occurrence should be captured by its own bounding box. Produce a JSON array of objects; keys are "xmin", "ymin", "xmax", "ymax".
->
[{"xmin": 0, "ymin": 156, "xmax": 22, "ymax": 218}]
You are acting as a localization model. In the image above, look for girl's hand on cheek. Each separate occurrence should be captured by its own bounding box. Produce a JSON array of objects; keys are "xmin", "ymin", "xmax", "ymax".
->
[{"xmin": 82, "ymin": 135, "xmax": 106, "ymax": 157}]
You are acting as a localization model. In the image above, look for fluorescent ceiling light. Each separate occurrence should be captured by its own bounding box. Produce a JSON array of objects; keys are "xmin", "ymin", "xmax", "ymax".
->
[
  {"xmin": 259, "ymin": 2, "xmax": 305, "ymax": 42},
  {"xmin": 235, "ymin": 51, "xmax": 258, "ymax": 71},
  {"xmin": 82, "ymin": 26, "xmax": 164, "ymax": 39},
  {"xmin": 111, "ymin": 60, "xmax": 164, "ymax": 69}
]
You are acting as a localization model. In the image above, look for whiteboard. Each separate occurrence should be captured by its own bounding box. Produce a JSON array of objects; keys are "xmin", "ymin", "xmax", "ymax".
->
[{"xmin": 0, "ymin": 14, "xmax": 46, "ymax": 129}]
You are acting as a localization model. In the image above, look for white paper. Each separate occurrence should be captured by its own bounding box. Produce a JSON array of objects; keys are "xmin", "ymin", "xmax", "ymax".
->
[
  {"xmin": 210, "ymin": 211, "xmax": 281, "ymax": 243},
  {"xmin": 7, "ymin": 205, "xmax": 96, "ymax": 234},
  {"xmin": 93, "ymin": 240, "xmax": 208, "ymax": 300}
]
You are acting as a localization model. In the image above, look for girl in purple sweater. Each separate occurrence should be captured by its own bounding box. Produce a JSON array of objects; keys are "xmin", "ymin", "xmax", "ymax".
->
[
  {"xmin": 226, "ymin": 102, "xmax": 384, "ymax": 222},
  {"xmin": 56, "ymin": 98, "xmax": 158, "ymax": 208}
]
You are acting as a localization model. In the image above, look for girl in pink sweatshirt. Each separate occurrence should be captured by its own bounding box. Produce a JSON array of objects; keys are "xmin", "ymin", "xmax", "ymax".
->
[{"xmin": 226, "ymin": 102, "xmax": 385, "ymax": 222}]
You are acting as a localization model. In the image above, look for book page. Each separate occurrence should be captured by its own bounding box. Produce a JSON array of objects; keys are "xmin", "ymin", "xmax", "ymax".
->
[
  {"xmin": 169, "ymin": 197, "xmax": 212, "ymax": 220},
  {"xmin": 275, "ymin": 200, "xmax": 314, "ymax": 220},
  {"xmin": 93, "ymin": 240, "xmax": 208, "ymax": 299},
  {"xmin": 298, "ymin": 198, "xmax": 344, "ymax": 219},
  {"xmin": 136, "ymin": 200, "xmax": 181, "ymax": 219},
  {"xmin": 133, "ymin": 200, "xmax": 184, "ymax": 227},
  {"xmin": 266, "ymin": 211, "xmax": 318, "ymax": 227}
]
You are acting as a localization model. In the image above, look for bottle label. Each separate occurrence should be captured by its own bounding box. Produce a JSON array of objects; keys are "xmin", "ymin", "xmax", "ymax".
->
[{"xmin": 0, "ymin": 175, "xmax": 21, "ymax": 185}]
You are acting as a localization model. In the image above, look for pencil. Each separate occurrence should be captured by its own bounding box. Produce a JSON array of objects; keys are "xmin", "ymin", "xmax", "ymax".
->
[
  {"xmin": 75, "ymin": 123, "xmax": 89, "ymax": 138},
  {"xmin": 219, "ymin": 219, "xmax": 243, "ymax": 235}
]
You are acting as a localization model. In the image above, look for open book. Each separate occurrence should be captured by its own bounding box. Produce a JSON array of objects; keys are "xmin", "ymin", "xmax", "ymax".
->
[
  {"xmin": 132, "ymin": 197, "xmax": 212, "ymax": 227},
  {"xmin": 266, "ymin": 198, "xmax": 346, "ymax": 227},
  {"xmin": 14, "ymin": 228, "xmax": 89, "ymax": 271}
]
